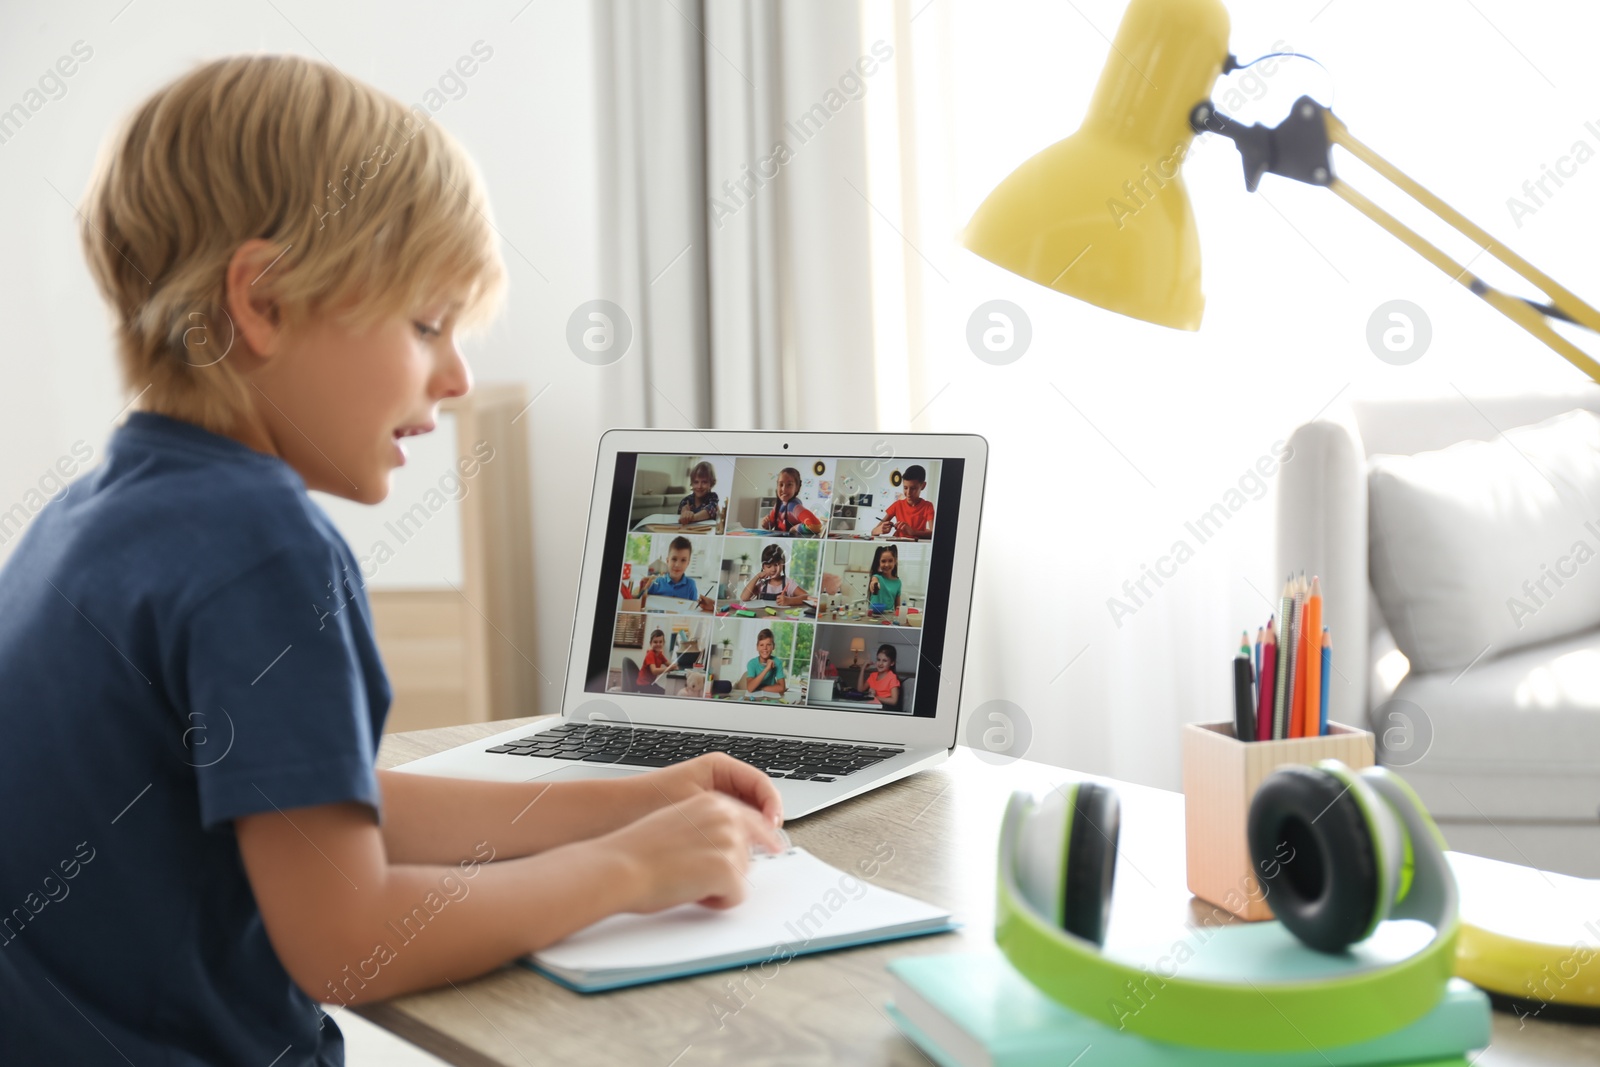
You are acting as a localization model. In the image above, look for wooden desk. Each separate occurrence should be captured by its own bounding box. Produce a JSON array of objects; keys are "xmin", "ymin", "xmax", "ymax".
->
[
  {"xmin": 361, "ymin": 718, "xmax": 1600, "ymax": 1066},
  {"xmin": 815, "ymin": 607, "xmax": 922, "ymax": 628},
  {"xmin": 632, "ymin": 514, "xmax": 720, "ymax": 535}
]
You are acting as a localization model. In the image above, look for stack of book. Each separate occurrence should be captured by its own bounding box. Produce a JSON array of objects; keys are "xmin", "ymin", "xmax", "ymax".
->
[{"xmin": 886, "ymin": 952, "xmax": 1490, "ymax": 1067}]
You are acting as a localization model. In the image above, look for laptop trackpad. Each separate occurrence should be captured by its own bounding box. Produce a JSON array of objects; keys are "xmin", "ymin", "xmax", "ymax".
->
[{"xmin": 534, "ymin": 764, "xmax": 649, "ymax": 783}]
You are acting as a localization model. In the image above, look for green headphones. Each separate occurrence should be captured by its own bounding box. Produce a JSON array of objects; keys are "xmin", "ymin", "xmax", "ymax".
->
[{"xmin": 997, "ymin": 760, "xmax": 1460, "ymax": 1051}]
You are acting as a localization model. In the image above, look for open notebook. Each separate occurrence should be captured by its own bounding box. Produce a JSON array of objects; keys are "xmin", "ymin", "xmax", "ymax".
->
[
  {"xmin": 525, "ymin": 847, "xmax": 955, "ymax": 992},
  {"xmin": 641, "ymin": 594, "xmax": 703, "ymax": 614}
]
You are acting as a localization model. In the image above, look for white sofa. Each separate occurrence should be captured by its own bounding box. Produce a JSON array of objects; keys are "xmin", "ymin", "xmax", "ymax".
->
[{"xmin": 1278, "ymin": 388, "xmax": 1600, "ymax": 877}]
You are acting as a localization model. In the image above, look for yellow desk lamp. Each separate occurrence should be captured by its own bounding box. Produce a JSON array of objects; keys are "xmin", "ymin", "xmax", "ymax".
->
[{"xmin": 962, "ymin": 0, "xmax": 1600, "ymax": 379}]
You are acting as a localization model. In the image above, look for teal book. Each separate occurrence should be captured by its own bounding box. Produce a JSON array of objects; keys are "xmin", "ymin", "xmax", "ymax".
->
[{"xmin": 887, "ymin": 952, "xmax": 1489, "ymax": 1067}]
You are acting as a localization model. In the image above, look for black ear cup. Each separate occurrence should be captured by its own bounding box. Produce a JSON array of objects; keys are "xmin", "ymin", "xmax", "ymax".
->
[
  {"xmin": 1248, "ymin": 765, "xmax": 1379, "ymax": 953},
  {"xmin": 1062, "ymin": 782, "xmax": 1120, "ymax": 946}
]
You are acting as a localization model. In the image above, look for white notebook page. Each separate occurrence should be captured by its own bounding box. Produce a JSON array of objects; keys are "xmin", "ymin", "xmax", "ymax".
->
[{"xmin": 532, "ymin": 848, "xmax": 950, "ymax": 975}]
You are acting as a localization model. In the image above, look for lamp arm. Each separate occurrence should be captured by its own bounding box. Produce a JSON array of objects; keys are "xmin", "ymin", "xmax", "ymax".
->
[{"xmin": 1191, "ymin": 96, "xmax": 1600, "ymax": 383}]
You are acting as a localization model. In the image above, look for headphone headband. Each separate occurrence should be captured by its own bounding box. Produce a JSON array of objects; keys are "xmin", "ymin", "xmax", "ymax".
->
[{"xmin": 996, "ymin": 764, "xmax": 1459, "ymax": 1052}]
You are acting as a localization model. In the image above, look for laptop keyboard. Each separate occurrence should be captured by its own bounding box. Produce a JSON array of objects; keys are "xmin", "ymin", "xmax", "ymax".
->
[{"xmin": 484, "ymin": 723, "xmax": 905, "ymax": 783}]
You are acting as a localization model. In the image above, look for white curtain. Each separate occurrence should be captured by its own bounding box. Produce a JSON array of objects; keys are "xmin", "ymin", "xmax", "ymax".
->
[{"xmin": 592, "ymin": 0, "xmax": 877, "ymax": 431}]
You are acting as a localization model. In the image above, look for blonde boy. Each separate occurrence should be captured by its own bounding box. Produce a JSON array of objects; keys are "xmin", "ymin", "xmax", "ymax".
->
[
  {"xmin": 678, "ymin": 459, "xmax": 719, "ymax": 524},
  {"xmin": 0, "ymin": 56, "xmax": 780, "ymax": 1066}
]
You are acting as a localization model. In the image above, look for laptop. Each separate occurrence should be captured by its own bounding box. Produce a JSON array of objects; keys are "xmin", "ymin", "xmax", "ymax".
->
[{"xmin": 392, "ymin": 429, "xmax": 987, "ymax": 819}]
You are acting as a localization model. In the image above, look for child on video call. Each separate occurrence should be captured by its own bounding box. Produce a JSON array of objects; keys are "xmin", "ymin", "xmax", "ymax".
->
[
  {"xmin": 862, "ymin": 644, "xmax": 902, "ymax": 707},
  {"xmin": 637, "ymin": 629, "xmax": 671, "ymax": 693},
  {"xmin": 642, "ymin": 535, "xmax": 714, "ymax": 612},
  {"xmin": 741, "ymin": 543, "xmax": 810, "ymax": 607},
  {"xmin": 740, "ymin": 628, "xmax": 787, "ymax": 696},
  {"xmin": 677, "ymin": 460, "xmax": 719, "ymax": 524},
  {"xmin": 0, "ymin": 55, "xmax": 784, "ymax": 1064},
  {"xmin": 871, "ymin": 463, "xmax": 935, "ymax": 540},
  {"xmin": 759, "ymin": 466, "xmax": 822, "ymax": 536},
  {"xmin": 866, "ymin": 544, "xmax": 901, "ymax": 615}
]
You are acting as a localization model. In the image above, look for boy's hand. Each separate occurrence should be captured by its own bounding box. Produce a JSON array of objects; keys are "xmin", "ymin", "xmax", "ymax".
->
[
  {"xmin": 637, "ymin": 752, "xmax": 784, "ymax": 828},
  {"xmin": 607, "ymin": 791, "xmax": 783, "ymax": 911}
]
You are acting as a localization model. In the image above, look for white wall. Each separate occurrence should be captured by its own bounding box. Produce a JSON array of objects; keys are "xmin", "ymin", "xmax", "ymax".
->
[{"xmin": 0, "ymin": 0, "xmax": 609, "ymax": 714}]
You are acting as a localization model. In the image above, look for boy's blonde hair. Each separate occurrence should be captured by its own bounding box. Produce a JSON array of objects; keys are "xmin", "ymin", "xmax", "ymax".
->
[{"xmin": 81, "ymin": 55, "xmax": 506, "ymax": 432}]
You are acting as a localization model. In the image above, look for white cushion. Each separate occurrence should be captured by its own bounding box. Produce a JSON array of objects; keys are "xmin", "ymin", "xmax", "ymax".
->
[
  {"xmin": 1381, "ymin": 625, "xmax": 1600, "ymax": 821},
  {"xmin": 1368, "ymin": 409, "xmax": 1600, "ymax": 674}
]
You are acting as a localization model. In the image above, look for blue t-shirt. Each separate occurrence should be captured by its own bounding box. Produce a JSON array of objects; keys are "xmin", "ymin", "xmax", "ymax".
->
[
  {"xmin": 0, "ymin": 413, "xmax": 390, "ymax": 1066},
  {"xmin": 677, "ymin": 490, "xmax": 718, "ymax": 517},
  {"xmin": 647, "ymin": 572, "xmax": 699, "ymax": 601}
]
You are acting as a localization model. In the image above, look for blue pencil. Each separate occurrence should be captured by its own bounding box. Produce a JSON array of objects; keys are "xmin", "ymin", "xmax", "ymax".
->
[{"xmin": 1318, "ymin": 628, "xmax": 1332, "ymax": 736}]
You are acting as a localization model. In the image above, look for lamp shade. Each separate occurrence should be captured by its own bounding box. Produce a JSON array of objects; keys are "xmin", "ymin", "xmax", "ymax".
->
[
  {"xmin": 850, "ymin": 637, "xmax": 867, "ymax": 653},
  {"xmin": 962, "ymin": 0, "xmax": 1230, "ymax": 330}
]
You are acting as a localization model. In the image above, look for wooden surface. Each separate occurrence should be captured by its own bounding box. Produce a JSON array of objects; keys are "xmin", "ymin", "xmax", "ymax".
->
[{"xmin": 359, "ymin": 718, "xmax": 1600, "ymax": 1066}]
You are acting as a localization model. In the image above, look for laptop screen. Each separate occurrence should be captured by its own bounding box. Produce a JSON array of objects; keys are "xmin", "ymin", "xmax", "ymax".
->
[{"xmin": 582, "ymin": 452, "xmax": 966, "ymax": 717}]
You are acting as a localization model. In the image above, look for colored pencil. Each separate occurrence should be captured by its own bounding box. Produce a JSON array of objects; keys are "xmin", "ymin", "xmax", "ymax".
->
[
  {"xmin": 1284, "ymin": 576, "xmax": 1303, "ymax": 739},
  {"xmin": 1273, "ymin": 578, "xmax": 1294, "ymax": 740},
  {"xmin": 1253, "ymin": 627, "xmax": 1263, "ymax": 693},
  {"xmin": 1319, "ymin": 627, "xmax": 1332, "ymax": 736},
  {"xmin": 1289, "ymin": 582, "xmax": 1306, "ymax": 737},
  {"xmin": 1256, "ymin": 620, "xmax": 1277, "ymax": 742},
  {"xmin": 1292, "ymin": 575, "xmax": 1305, "ymax": 738},
  {"xmin": 1297, "ymin": 574, "xmax": 1313, "ymax": 737},
  {"xmin": 1233, "ymin": 632, "xmax": 1256, "ymax": 744},
  {"xmin": 1301, "ymin": 577, "xmax": 1323, "ymax": 739},
  {"xmin": 1289, "ymin": 634, "xmax": 1305, "ymax": 736}
]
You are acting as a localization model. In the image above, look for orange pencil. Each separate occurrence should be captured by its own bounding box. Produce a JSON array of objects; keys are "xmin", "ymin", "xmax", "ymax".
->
[{"xmin": 1301, "ymin": 577, "xmax": 1323, "ymax": 739}]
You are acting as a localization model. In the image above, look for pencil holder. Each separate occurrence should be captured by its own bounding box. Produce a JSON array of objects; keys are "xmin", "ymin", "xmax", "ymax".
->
[{"xmin": 1181, "ymin": 721, "xmax": 1375, "ymax": 921}]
